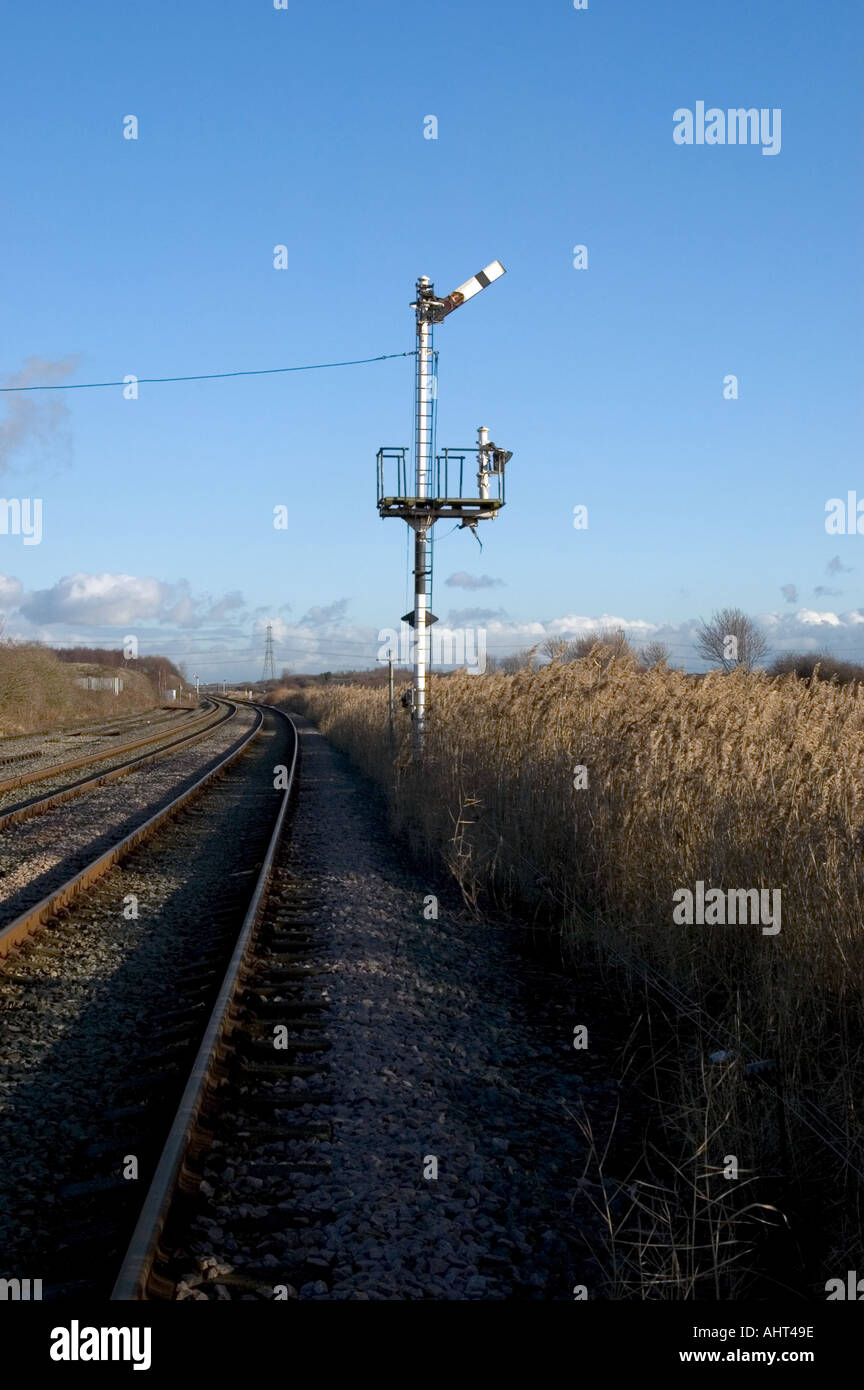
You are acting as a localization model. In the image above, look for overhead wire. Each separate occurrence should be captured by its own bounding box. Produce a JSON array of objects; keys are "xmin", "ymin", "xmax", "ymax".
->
[{"xmin": 0, "ymin": 351, "xmax": 415, "ymax": 393}]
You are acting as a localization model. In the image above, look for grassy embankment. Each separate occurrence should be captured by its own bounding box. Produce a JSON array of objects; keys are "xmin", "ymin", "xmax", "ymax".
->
[{"xmin": 0, "ymin": 644, "xmax": 157, "ymax": 736}]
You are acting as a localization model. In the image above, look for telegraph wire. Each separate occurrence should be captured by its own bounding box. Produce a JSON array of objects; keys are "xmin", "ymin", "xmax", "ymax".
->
[{"xmin": 0, "ymin": 351, "xmax": 415, "ymax": 393}]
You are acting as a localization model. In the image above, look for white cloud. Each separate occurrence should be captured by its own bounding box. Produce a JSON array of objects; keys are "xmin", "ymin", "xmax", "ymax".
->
[
  {"xmin": 20, "ymin": 572, "xmax": 167, "ymax": 626},
  {"xmin": 788, "ymin": 609, "xmax": 842, "ymax": 627},
  {"xmin": 4, "ymin": 571, "xmax": 864, "ymax": 677},
  {"xmin": 16, "ymin": 573, "xmax": 252, "ymax": 632}
]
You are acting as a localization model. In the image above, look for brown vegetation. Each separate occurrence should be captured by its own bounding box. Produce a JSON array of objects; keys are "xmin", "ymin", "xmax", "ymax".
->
[
  {"xmin": 0, "ymin": 644, "xmax": 160, "ymax": 735},
  {"xmin": 281, "ymin": 652, "xmax": 864, "ymax": 1295}
]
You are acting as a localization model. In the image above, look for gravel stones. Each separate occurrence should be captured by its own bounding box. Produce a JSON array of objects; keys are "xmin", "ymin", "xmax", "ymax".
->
[{"xmin": 170, "ymin": 716, "xmax": 628, "ymax": 1301}]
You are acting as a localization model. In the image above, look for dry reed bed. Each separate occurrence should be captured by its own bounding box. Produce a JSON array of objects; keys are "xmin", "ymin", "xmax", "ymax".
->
[{"xmin": 285, "ymin": 659, "xmax": 864, "ymax": 1281}]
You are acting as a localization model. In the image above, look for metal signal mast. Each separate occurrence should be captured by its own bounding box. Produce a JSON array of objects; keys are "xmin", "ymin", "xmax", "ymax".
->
[
  {"xmin": 377, "ymin": 261, "xmax": 512, "ymax": 755},
  {"xmin": 261, "ymin": 623, "xmax": 277, "ymax": 684}
]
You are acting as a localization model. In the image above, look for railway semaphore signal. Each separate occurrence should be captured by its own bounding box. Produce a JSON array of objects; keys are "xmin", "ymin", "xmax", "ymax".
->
[{"xmin": 376, "ymin": 262, "xmax": 512, "ymax": 755}]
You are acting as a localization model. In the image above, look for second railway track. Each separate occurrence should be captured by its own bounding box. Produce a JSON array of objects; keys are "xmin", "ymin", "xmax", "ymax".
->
[
  {"xmin": 0, "ymin": 700, "xmax": 234, "ymax": 842},
  {"xmin": 0, "ymin": 702, "xmax": 297, "ymax": 1298},
  {"xmin": 0, "ymin": 698, "xmax": 225, "ymax": 810},
  {"xmin": 0, "ymin": 698, "xmax": 250, "ymax": 954}
]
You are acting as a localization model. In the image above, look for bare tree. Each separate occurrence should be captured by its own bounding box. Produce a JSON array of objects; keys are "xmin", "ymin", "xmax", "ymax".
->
[
  {"xmin": 541, "ymin": 636, "xmax": 580, "ymax": 663},
  {"xmin": 639, "ymin": 640, "xmax": 671, "ymax": 669},
  {"xmin": 499, "ymin": 645, "xmax": 537, "ymax": 674},
  {"xmin": 695, "ymin": 608, "xmax": 769, "ymax": 672}
]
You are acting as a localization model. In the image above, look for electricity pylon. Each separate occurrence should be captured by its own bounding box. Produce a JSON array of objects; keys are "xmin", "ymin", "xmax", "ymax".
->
[{"xmin": 261, "ymin": 623, "xmax": 277, "ymax": 684}]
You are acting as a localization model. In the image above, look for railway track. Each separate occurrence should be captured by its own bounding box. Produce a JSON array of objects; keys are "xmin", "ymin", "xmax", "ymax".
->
[
  {"xmin": 0, "ymin": 699, "xmax": 218, "ymax": 802},
  {"xmin": 0, "ymin": 705, "xmax": 631, "ymax": 1306},
  {"xmin": 0, "ymin": 698, "xmax": 246, "ymax": 956},
  {"xmin": 112, "ymin": 708, "xmax": 315, "ymax": 1301},
  {"xmin": 0, "ymin": 700, "xmax": 231, "ymax": 843},
  {"xmin": 0, "ymin": 702, "xmax": 298, "ymax": 1298}
]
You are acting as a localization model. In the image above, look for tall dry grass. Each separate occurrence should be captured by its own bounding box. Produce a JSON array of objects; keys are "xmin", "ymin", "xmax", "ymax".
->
[{"xmin": 284, "ymin": 654, "xmax": 864, "ymax": 1293}]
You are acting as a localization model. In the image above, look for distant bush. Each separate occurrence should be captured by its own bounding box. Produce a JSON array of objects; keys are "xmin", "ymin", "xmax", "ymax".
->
[
  {"xmin": 277, "ymin": 668, "xmax": 412, "ymax": 691},
  {"xmin": 770, "ymin": 650, "xmax": 864, "ymax": 684},
  {"xmin": 541, "ymin": 628, "xmax": 636, "ymax": 669}
]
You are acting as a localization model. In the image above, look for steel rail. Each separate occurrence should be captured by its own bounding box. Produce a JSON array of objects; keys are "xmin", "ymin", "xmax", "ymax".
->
[
  {"xmin": 0, "ymin": 699, "xmax": 236, "ymax": 835},
  {"xmin": 111, "ymin": 705, "xmax": 298, "ymax": 1301},
  {"xmin": 0, "ymin": 701, "xmax": 218, "ymax": 797},
  {"xmin": 0, "ymin": 701, "xmax": 264, "ymax": 958}
]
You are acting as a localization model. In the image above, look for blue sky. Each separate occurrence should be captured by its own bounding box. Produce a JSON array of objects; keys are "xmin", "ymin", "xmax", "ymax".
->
[{"xmin": 0, "ymin": 0, "xmax": 861, "ymax": 677}]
